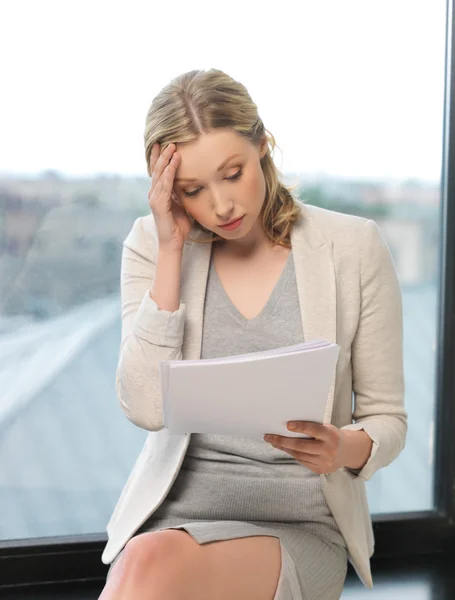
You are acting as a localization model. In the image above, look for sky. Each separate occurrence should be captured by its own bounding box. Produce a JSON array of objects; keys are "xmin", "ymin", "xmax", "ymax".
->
[{"xmin": 0, "ymin": 0, "xmax": 449, "ymax": 182}]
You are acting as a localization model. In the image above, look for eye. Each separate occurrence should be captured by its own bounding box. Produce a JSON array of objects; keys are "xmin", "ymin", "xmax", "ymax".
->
[
  {"xmin": 183, "ymin": 188, "xmax": 200, "ymax": 198},
  {"xmin": 226, "ymin": 169, "xmax": 243, "ymax": 182},
  {"xmin": 183, "ymin": 169, "xmax": 243, "ymax": 198}
]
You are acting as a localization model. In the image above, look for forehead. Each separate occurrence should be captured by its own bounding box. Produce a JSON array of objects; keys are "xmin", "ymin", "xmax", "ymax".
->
[{"xmin": 175, "ymin": 131, "xmax": 252, "ymax": 182}]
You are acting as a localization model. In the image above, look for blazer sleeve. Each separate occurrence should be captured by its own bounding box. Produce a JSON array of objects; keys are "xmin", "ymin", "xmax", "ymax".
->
[
  {"xmin": 115, "ymin": 216, "xmax": 186, "ymax": 431},
  {"xmin": 340, "ymin": 219, "xmax": 408, "ymax": 481}
]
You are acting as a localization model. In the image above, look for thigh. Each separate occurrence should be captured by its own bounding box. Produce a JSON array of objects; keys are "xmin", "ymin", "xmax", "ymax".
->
[{"xmin": 113, "ymin": 529, "xmax": 282, "ymax": 600}]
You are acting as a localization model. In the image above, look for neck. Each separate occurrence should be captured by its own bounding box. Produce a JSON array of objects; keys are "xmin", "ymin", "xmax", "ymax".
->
[{"xmin": 215, "ymin": 219, "xmax": 274, "ymax": 260}]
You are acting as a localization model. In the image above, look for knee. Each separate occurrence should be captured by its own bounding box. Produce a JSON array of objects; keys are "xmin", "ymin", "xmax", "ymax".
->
[
  {"xmin": 101, "ymin": 534, "xmax": 170, "ymax": 598},
  {"xmin": 121, "ymin": 533, "xmax": 162, "ymax": 573},
  {"xmin": 118, "ymin": 530, "xmax": 194, "ymax": 582}
]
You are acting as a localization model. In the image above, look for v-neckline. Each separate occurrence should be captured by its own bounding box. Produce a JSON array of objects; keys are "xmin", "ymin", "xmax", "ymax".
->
[{"xmin": 210, "ymin": 249, "xmax": 293, "ymax": 325}]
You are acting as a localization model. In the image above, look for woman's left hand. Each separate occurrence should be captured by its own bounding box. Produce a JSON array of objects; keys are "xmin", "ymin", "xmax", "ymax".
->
[{"xmin": 263, "ymin": 421, "xmax": 347, "ymax": 475}]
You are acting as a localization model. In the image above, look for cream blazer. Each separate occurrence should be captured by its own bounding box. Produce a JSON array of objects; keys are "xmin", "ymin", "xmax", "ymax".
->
[{"xmin": 101, "ymin": 202, "xmax": 407, "ymax": 588}]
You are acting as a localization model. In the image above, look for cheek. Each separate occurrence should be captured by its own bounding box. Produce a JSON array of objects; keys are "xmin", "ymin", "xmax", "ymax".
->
[
  {"xmin": 245, "ymin": 168, "xmax": 266, "ymax": 204},
  {"xmin": 181, "ymin": 199, "xmax": 204, "ymax": 222}
]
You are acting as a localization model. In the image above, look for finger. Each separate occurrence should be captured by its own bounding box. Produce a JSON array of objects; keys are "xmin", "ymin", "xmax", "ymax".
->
[
  {"xmin": 164, "ymin": 153, "xmax": 181, "ymax": 190},
  {"xmin": 269, "ymin": 438, "xmax": 323, "ymax": 455},
  {"xmin": 265, "ymin": 433, "xmax": 319, "ymax": 449},
  {"xmin": 149, "ymin": 142, "xmax": 160, "ymax": 174},
  {"xmin": 152, "ymin": 143, "xmax": 176, "ymax": 183},
  {"xmin": 162, "ymin": 157, "xmax": 180, "ymax": 193},
  {"xmin": 287, "ymin": 421, "xmax": 328, "ymax": 441},
  {"xmin": 149, "ymin": 153, "xmax": 180, "ymax": 206},
  {"xmin": 275, "ymin": 446, "xmax": 323, "ymax": 467},
  {"xmin": 287, "ymin": 450, "xmax": 319, "ymax": 466},
  {"xmin": 284, "ymin": 439, "xmax": 322, "ymax": 455}
]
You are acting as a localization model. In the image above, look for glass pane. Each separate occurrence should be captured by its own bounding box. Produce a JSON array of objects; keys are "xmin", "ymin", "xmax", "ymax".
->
[
  {"xmin": 296, "ymin": 178, "xmax": 440, "ymax": 515},
  {"xmin": 0, "ymin": 0, "xmax": 446, "ymax": 542}
]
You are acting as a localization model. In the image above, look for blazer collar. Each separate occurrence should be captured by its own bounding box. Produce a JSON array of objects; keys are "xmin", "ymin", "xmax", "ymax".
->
[{"xmin": 180, "ymin": 202, "xmax": 337, "ymax": 423}]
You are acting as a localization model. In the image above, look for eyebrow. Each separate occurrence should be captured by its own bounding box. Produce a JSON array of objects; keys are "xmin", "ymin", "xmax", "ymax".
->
[{"xmin": 175, "ymin": 153, "xmax": 243, "ymax": 182}]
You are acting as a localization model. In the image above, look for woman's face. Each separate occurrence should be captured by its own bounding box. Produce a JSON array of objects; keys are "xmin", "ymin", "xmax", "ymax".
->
[{"xmin": 172, "ymin": 129, "xmax": 268, "ymax": 240}]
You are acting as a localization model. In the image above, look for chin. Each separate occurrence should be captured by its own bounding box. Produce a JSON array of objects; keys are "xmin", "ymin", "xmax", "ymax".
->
[
  {"xmin": 218, "ymin": 227, "xmax": 249, "ymax": 239},
  {"xmin": 197, "ymin": 215, "xmax": 252, "ymax": 238}
]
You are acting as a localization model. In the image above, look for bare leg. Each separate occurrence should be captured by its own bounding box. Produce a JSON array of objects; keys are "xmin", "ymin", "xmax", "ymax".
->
[{"xmin": 98, "ymin": 529, "xmax": 282, "ymax": 600}]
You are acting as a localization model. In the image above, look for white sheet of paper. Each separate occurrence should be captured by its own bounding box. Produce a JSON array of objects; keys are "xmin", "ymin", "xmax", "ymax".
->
[{"xmin": 160, "ymin": 341, "xmax": 339, "ymax": 439}]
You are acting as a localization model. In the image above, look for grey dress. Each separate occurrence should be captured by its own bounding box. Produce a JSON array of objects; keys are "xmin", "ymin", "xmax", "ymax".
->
[{"xmin": 110, "ymin": 248, "xmax": 348, "ymax": 600}]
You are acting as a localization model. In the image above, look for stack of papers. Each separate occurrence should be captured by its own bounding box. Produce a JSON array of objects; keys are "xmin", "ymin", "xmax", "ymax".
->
[{"xmin": 159, "ymin": 340, "xmax": 339, "ymax": 439}]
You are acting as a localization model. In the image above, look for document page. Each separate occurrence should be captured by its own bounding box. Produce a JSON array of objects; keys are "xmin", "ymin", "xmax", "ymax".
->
[{"xmin": 159, "ymin": 341, "xmax": 339, "ymax": 439}]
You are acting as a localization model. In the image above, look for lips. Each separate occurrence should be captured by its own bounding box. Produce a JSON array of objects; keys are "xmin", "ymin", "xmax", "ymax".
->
[{"xmin": 219, "ymin": 216, "xmax": 243, "ymax": 227}]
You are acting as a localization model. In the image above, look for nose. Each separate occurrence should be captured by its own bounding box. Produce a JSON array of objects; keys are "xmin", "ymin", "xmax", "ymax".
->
[{"xmin": 211, "ymin": 189, "xmax": 235, "ymax": 221}]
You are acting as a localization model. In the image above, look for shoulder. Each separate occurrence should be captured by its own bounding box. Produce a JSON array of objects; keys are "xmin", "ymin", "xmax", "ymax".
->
[
  {"xmin": 122, "ymin": 213, "xmax": 159, "ymax": 261},
  {"xmin": 299, "ymin": 203, "xmax": 387, "ymax": 257},
  {"xmin": 300, "ymin": 202, "xmax": 372, "ymax": 239}
]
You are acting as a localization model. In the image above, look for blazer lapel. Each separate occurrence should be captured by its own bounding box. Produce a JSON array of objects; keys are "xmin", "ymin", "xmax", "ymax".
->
[
  {"xmin": 180, "ymin": 228, "xmax": 213, "ymax": 361},
  {"xmin": 290, "ymin": 205, "xmax": 338, "ymax": 424}
]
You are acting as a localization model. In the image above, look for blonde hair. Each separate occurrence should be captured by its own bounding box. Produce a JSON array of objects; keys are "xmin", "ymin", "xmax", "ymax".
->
[{"xmin": 144, "ymin": 69, "xmax": 301, "ymax": 248}]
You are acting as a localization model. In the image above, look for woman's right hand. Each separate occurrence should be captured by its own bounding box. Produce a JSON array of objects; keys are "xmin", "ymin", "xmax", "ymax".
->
[{"xmin": 148, "ymin": 142, "xmax": 192, "ymax": 253}]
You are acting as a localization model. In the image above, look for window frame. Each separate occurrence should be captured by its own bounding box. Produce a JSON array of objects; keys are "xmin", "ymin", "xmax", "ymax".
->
[{"xmin": 0, "ymin": 0, "xmax": 454, "ymax": 589}]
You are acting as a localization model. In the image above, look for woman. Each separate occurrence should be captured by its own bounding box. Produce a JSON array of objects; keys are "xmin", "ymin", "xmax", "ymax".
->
[{"xmin": 99, "ymin": 68, "xmax": 407, "ymax": 600}]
